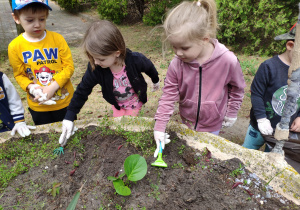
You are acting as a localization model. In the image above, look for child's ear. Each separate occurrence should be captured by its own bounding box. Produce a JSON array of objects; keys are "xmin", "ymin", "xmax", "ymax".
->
[
  {"xmin": 286, "ymin": 40, "xmax": 294, "ymax": 51},
  {"xmin": 115, "ymin": 51, "xmax": 121, "ymax": 57},
  {"xmin": 12, "ymin": 13, "xmax": 20, "ymax": 24}
]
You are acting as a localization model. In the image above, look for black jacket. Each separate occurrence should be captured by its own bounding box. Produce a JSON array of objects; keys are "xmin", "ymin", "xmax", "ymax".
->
[{"xmin": 65, "ymin": 49, "xmax": 159, "ymax": 121}]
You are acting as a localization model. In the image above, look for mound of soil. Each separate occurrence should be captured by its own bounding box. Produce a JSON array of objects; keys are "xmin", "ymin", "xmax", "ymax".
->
[{"xmin": 1, "ymin": 126, "xmax": 299, "ymax": 209}]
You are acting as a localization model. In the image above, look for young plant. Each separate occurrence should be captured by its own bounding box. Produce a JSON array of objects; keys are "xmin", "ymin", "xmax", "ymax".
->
[
  {"xmin": 47, "ymin": 182, "xmax": 61, "ymax": 198},
  {"xmin": 178, "ymin": 145, "xmax": 185, "ymax": 155},
  {"xmin": 229, "ymin": 163, "xmax": 244, "ymax": 177},
  {"xmin": 107, "ymin": 154, "xmax": 147, "ymax": 196},
  {"xmin": 148, "ymin": 183, "xmax": 161, "ymax": 201}
]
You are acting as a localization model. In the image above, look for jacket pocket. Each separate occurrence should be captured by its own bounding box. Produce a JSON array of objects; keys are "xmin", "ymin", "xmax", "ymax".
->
[
  {"xmin": 179, "ymin": 99, "xmax": 197, "ymax": 122},
  {"xmin": 198, "ymin": 101, "xmax": 221, "ymax": 126}
]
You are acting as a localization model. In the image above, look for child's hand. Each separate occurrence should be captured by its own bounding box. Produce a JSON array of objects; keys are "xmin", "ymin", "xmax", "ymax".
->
[
  {"xmin": 222, "ymin": 116, "xmax": 237, "ymax": 127},
  {"xmin": 28, "ymin": 84, "xmax": 56, "ymax": 105},
  {"xmin": 152, "ymin": 81, "xmax": 160, "ymax": 92},
  {"xmin": 59, "ymin": 120, "xmax": 78, "ymax": 147},
  {"xmin": 11, "ymin": 122, "xmax": 36, "ymax": 137},
  {"xmin": 153, "ymin": 131, "xmax": 171, "ymax": 158},
  {"xmin": 39, "ymin": 81, "xmax": 60, "ymax": 100},
  {"xmin": 29, "ymin": 84, "xmax": 43, "ymax": 101},
  {"xmin": 257, "ymin": 118, "xmax": 273, "ymax": 135},
  {"xmin": 290, "ymin": 117, "xmax": 300, "ymax": 132}
]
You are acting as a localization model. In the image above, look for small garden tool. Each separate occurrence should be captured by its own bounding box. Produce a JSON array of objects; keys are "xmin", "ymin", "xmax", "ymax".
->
[
  {"xmin": 53, "ymin": 146, "xmax": 64, "ymax": 155},
  {"xmin": 151, "ymin": 141, "xmax": 167, "ymax": 168}
]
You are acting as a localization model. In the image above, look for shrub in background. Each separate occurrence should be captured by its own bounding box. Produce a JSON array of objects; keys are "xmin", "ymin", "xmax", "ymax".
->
[
  {"xmin": 56, "ymin": 0, "xmax": 82, "ymax": 13},
  {"xmin": 96, "ymin": 0, "xmax": 128, "ymax": 24},
  {"xmin": 216, "ymin": 0, "xmax": 298, "ymax": 56},
  {"xmin": 54, "ymin": 0, "xmax": 299, "ymax": 56},
  {"xmin": 143, "ymin": 0, "xmax": 182, "ymax": 26}
]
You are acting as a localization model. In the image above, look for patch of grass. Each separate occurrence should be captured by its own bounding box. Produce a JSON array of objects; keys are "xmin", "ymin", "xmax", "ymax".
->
[
  {"xmin": 122, "ymin": 129, "xmax": 155, "ymax": 156},
  {"xmin": 0, "ymin": 128, "xmax": 89, "ymax": 188},
  {"xmin": 240, "ymin": 59, "xmax": 260, "ymax": 76}
]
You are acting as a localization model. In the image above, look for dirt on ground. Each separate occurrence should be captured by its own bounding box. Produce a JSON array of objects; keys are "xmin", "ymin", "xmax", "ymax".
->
[{"xmin": 1, "ymin": 126, "xmax": 299, "ymax": 210}]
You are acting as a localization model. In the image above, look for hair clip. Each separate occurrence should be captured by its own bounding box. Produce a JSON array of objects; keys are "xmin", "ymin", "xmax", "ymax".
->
[{"xmin": 196, "ymin": 0, "xmax": 201, "ymax": 6}]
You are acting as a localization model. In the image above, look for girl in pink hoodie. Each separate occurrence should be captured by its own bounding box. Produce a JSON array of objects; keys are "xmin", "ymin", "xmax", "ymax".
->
[{"xmin": 153, "ymin": 0, "xmax": 246, "ymax": 157}]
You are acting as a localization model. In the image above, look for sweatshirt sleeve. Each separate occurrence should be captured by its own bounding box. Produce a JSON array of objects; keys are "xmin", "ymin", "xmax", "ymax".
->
[
  {"xmin": 64, "ymin": 63, "xmax": 98, "ymax": 121},
  {"xmin": 225, "ymin": 59, "xmax": 246, "ymax": 118},
  {"xmin": 250, "ymin": 62, "xmax": 270, "ymax": 120},
  {"xmin": 154, "ymin": 61, "xmax": 179, "ymax": 132},
  {"xmin": 52, "ymin": 34, "xmax": 74, "ymax": 88},
  {"xmin": 8, "ymin": 42, "xmax": 33, "ymax": 92},
  {"xmin": 136, "ymin": 52, "xmax": 159, "ymax": 84},
  {"xmin": 2, "ymin": 73, "xmax": 25, "ymax": 123}
]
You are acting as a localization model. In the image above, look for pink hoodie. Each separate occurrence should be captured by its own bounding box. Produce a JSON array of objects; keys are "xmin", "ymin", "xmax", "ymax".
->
[{"xmin": 154, "ymin": 39, "xmax": 246, "ymax": 132}]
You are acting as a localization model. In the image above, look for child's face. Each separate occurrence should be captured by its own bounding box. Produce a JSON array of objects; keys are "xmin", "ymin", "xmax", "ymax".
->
[
  {"xmin": 91, "ymin": 51, "xmax": 120, "ymax": 69},
  {"xmin": 168, "ymin": 34, "xmax": 208, "ymax": 63},
  {"xmin": 13, "ymin": 9, "xmax": 47, "ymax": 41}
]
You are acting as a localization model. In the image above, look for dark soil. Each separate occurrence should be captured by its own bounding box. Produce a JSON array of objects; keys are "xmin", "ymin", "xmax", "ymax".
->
[{"xmin": 0, "ymin": 126, "xmax": 299, "ymax": 209}]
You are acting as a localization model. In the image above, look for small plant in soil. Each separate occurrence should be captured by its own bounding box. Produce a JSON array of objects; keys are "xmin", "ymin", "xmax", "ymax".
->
[
  {"xmin": 73, "ymin": 160, "xmax": 79, "ymax": 167},
  {"xmin": 148, "ymin": 183, "xmax": 161, "ymax": 201},
  {"xmin": 230, "ymin": 163, "xmax": 244, "ymax": 177},
  {"xmin": 171, "ymin": 162, "xmax": 184, "ymax": 169},
  {"xmin": 47, "ymin": 182, "xmax": 61, "ymax": 198},
  {"xmin": 107, "ymin": 154, "xmax": 147, "ymax": 196},
  {"xmin": 178, "ymin": 145, "xmax": 186, "ymax": 155}
]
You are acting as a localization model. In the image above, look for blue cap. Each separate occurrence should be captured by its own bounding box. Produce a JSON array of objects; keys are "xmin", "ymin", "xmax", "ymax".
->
[{"xmin": 12, "ymin": 0, "xmax": 52, "ymax": 12}]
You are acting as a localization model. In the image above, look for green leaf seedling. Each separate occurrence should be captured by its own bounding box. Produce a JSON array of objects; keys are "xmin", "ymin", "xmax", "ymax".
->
[
  {"xmin": 47, "ymin": 182, "xmax": 61, "ymax": 198},
  {"xmin": 107, "ymin": 154, "xmax": 147, "ymax": 196}
]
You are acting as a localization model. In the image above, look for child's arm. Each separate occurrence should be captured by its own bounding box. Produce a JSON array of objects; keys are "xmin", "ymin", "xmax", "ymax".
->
[
  {"xmin": 250, "ymin": 63, "xmax": 269, "ymax": 120},
  {"xmin": 250, "ymin": 62, "xmax": 274, "ymax": 135},
  {"xmin": 3, "ymin": 73, "xmax": 25, "ymax": 122},
  {"xmin": 225, "ymin": 60, "xmax": 246, "ymax": 119},
  {"xmin": 8, "ymin": 45, "xmax": 34, "ymax": 92},
  {"xmin": 154, "ymin": 61, "xmax": 179, "ymax": 133},
  {"xmin": 135, "ymin": 53, "xmax": 160, "ymax": 90},
  {"xmin": 2, "ymin": 74, "xmax": 36, "ymax": 136},
  {"xmin": 58, "ymin": 63, "xmax": 98, "ymax": 146}
]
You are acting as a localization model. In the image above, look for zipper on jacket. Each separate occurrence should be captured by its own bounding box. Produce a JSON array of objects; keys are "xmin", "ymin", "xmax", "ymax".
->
[{"xmin": 194, "ymin": 66, "xmax": 202, "ymax": 130}]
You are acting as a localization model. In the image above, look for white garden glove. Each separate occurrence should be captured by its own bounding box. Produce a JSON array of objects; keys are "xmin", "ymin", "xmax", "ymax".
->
[
  {"xmin": 222, "ymin": 116, "xmax": 237, "ymax": 128},
  {"xmin": 152, "ymin": 81, "xmax": 160, "ymax": 92},
  {"xmin": 29, "ymin": 84, "xmax": 56, "ymax": 105},
  {"xmin": 154, "ymin": 131, "xmax": 171, "ymax": 158},
  {"xmin": 29, "ymin": 84, "xmax": 43, "ymax": 97},
  {"xmin": 59, "ymin": 120, "xmax": 78, "ymax": 147},
  {"xmin": 38, "ymin": 93, "xmax": 56, "ymax": 105},
  {"xmin": 11, "ymin": 122, "xmax": 36, "ymax": 137},
  {"xmin": 257, "ymin": 118, "xmax": 273, "ymax": 135}
]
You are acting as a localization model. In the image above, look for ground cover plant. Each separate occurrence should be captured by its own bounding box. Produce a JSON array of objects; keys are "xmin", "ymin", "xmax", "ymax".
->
[{"xmin": 0, "ymin": 125, "xmax": 299, "ymax": 209}]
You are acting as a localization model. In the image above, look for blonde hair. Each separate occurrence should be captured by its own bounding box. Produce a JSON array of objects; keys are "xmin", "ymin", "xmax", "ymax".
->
[
  {"xmin": 81, "ymin": 20, "xmax": 126, "ymax": 70},
  {"xmin": 13, "ymin": 3, "xmax": 49, "ymax": 19},
  {"xmin": 163, "ymin": 0, "xmax": 218, "ymax": 42}
]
